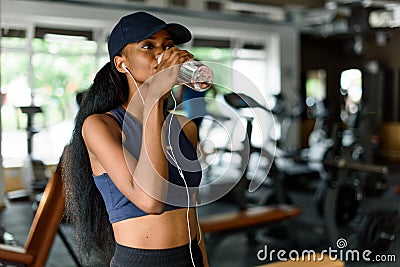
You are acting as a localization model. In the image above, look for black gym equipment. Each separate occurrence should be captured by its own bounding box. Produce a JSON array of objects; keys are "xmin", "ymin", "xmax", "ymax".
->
[
  {"xmin": 362, "ymin": 173, "xmax": 389, "ymax": 197},
  {"xmin": 201, "ymin": 90, "xmax": 399, "ymax": 256},
  {"xmin": 203, "ymin": 92, "xmax": 279, "ymax": 208},
  {"xmin": 313, "ymin": 85, "xmax": 399, "ymax": 255},
  {"xmin": 314, "ymin": 181, "xmax": 362, "ymax": 227},
  {"xmin": 358, "ymin": 211, "xmax": 398, "ymax": 253},
  {"xmin": 222, "ymin": 92, "xmax": 319, "ymax": 205}
]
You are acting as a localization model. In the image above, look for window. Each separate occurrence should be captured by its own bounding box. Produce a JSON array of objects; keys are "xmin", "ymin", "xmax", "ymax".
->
[
  {"xmin": 305, "ymin": 69, "xmax": 327, "ymax": 119},
  {"xmin": 340, "ymin": 69, "xmax": 363, "ymax": 126},
  {"xmin": 31, "ymin": 52, "xmax": 96, "ymax": 125},
  {"xmin": 340, "ymin": 69, "xmax": 362, "ymax": 104},
  {"xmin": 30, "ymin": 28, "xmax": 98, "ymax": 125},
  {"xmin": 1, "ymin": 25, "xmax": 101, "ymax": 161},
  {"xmin": 189, "ymin": 38, "xmax": 233, "ymax": 96},
  {"xmin": 231, "ymin": 39, "xmax": 279, "ymax": 147},
  {"xmin": 1, "ymin": 26, "xmax": 28, "ymax": 48},
  {"xmin": 306, "ymin": 69, "xmax": 327, "ymax": 101},
  {"xmin": 369, "ymin": 9, "xmax": 400, "ymax": 28},
  {"xmin": 33, "ymin": 27, "xmax": 96, "ymax": 54},
  {"xmin": 1, "ymin": 52, "xmax": 30, "ymax": 131}
]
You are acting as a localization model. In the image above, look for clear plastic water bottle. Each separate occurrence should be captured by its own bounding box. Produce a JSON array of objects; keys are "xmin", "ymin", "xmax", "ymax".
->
[{"xmin": 158, "ymin": 53, "xmax": 214, "ymax": 92}]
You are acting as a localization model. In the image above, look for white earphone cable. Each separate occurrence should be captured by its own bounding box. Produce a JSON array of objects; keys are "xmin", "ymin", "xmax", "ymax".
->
[
  {"xmin": 167, "ymin": 92, "xmax": 196, "ymax": 267},
  {"xmin": 124, "ymin": 62, "xmax": 199, "ymax": 265},
  {"xmin": 123, "ymin": 64, "xmax": 145, "ymax": 105}
]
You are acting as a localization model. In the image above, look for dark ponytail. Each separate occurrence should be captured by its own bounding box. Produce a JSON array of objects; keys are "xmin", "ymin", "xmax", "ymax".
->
[{"xmin": 62, "ymin": 62, "xmax": 129, "ymax": 265}]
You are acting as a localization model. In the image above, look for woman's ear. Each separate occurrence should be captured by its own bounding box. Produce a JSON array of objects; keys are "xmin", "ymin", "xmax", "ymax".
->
[{"xmin": 114, "ymin": 56, "xmax": 126, "ymax": 73}]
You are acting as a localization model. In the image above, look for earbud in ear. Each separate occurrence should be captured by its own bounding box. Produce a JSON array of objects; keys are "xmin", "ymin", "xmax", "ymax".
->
[{"xmin": 122, "ymin": 63, "xmax": 128, "ymax": 72}]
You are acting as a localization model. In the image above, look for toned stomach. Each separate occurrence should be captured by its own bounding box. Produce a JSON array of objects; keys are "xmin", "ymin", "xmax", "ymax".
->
[{"xmin": 112, "ymin": 207, "xmax": 199, "ymax": 249}]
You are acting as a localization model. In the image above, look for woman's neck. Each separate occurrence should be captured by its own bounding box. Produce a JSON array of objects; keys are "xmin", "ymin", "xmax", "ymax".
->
[
  {"xmin": 122, "ymin": 96, "xmax": 145, "ymax": 123},
  {"xmin": 122, "ymin": 80, "xmax": 146, "ymax": 121}
]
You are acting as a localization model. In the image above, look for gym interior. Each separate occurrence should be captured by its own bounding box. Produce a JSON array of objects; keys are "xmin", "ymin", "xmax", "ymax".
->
[{"xmin": 1, "ymin": 0, "xmax": 400, "ymax": 266}]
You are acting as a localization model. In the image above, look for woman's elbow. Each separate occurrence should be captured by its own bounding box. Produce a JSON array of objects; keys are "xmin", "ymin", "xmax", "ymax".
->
[{"xmin": 140, "ymin": 201, "xmax": 165, "ymax": 215}]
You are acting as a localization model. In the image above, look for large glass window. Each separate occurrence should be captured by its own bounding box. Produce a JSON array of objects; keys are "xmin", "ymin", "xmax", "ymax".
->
[
  {"xmin": 305, "ymin": 69, "xmax": 327, "ymax": 118},
  {"xmin": 31, "ymin": 34, "xmax": 97, "ymax": 54},
  {"xmin": 31, "ymin": 52, "xmax": 96, "ymax": 125},
  {"xmin": 189, "ymin": 46, "xmax": 233, "ymax": 94},
  {"xmin": 232, "ymin": 42, "xmax": 279, "ymax": 147},
  {"xmin": 185, "ymin": 42, "xmax": 234, "ymax": 123},
  {"xmin": 1, "ymin": 51, "xmax": 31, "ymax": 128},
  {"xmin": 1, "ymin": 26, "xmax": 28, "ymax": 49},
  {"xmin": 1, "ymin": 26, "xmax": 102, "ymax": 162},
  {"xmin": 340, "ymin": 69, "xmax": 362, "ymax": 104},
  {"xmin": 306, "ymin": 69, "xmax": 327, "ymax": 101},
  {"xmin": 30, "ymin": 30, "xmax": 98, "ymax": 125}
]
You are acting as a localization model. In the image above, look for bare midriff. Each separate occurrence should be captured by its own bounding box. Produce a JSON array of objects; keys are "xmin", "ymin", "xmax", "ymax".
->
[{"xmin": 112, "ymin": 207, "xmax": 199, "ymax": 249}]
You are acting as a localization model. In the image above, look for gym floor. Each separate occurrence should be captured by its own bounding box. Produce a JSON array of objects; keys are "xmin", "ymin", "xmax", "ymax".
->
[{"xmin": 0, "ymin": 123, "xmax": 399, "ymax": 267}]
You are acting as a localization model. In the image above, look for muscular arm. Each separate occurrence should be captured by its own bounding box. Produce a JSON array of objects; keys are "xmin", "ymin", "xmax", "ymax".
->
[{"xmin": 132, "ymin": 100, "xmax": 169, "ymax": 212}]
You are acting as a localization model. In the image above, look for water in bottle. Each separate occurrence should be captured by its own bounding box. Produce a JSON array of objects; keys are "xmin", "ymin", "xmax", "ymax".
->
[{"xmin": 157, "ymin": 53, "xmax": 214, "ymax": 92}]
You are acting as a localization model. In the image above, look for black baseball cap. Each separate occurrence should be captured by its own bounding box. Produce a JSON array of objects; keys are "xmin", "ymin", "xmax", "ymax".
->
[{"xmin": 108, "ymin": 11, "xmax": 192, "ymax": 60}]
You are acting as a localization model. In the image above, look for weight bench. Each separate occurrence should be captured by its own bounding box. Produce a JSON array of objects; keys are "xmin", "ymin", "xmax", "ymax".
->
[{"xmin": 199, "ymin": 205, "xmax": 301, "ymax": 256}]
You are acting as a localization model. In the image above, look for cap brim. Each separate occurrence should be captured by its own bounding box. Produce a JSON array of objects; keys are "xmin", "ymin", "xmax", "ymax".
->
[
  {"xmin": 140, "ymin": 23, "xmax": 191, "ymax": 45},
  {"xmin": 162, "ymin": 23, "xmax": 192, "ymax": 45}
]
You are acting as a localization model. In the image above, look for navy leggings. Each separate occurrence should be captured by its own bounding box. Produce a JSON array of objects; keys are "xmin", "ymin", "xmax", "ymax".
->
[{"xmin": 110, "ymin": 241, "xmax": 204, "ymax": 267}]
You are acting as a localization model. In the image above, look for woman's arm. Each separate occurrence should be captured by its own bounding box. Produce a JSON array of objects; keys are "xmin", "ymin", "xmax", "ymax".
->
[
  {"xmin": 83, "ymin": 49, "xmax": 192, "ymax": 215},
  {"xmin": 176, "ymin": 114, "xmax": 198, "ymax": 147},
  {"xmin": 83, "ymin": 69, "xmax": 181, "ymax": 215},
  {"xmin": 198, "ymin": 230, "xmax": 209, "ymax": 267},
  {"xmin": 82, "ymin": 101, "xmax": 168, "ymax": 214},
  {"xmin": 131, "ymin": 99, "xmax": 169, "ymax": 213}
]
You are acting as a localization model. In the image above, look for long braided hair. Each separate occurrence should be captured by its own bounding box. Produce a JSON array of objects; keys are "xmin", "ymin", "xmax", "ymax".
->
[{"xmin": 62, "ymin": 61, "xmax": 129, "ymax": 265}]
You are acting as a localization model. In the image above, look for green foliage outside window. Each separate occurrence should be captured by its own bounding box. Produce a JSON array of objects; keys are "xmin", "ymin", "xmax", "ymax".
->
[
  {"xmin": 1, "ymin": 37, "xmax": 101, "ymax": 130},
  {"xmin": 189, "ymin": 47, "xmax": 233, "ymax": 95}
]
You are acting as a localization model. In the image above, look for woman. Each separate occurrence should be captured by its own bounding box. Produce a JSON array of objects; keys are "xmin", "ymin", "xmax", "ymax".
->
[{"xmin": 63, "ymin": 12, "xmax": 208, "ymax": 266}]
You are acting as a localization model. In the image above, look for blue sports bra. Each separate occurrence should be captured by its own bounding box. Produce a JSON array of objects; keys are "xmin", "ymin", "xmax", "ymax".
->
[{"xmin": 93, "ymin": 106, "xmax": 202, "ymax": 223}]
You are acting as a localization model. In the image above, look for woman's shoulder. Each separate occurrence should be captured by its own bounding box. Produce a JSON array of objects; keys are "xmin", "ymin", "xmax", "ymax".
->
[
  {"xmin": 84, "ymin": 113, "xmax": 118, "ymax": 126},
  {"xmin": 82, "ymin": 113, "xmax": 121, "ymax": 139}
]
